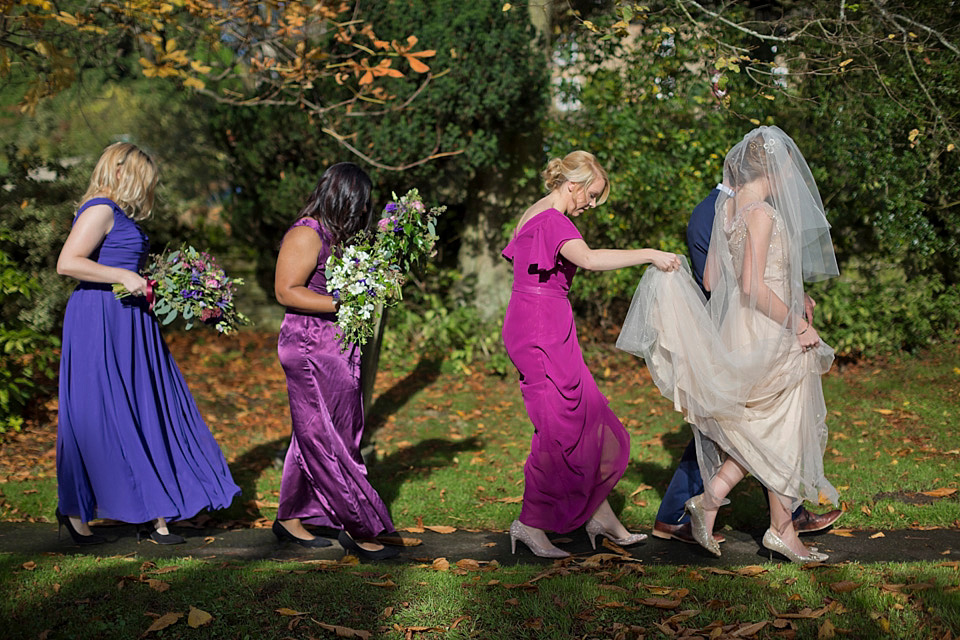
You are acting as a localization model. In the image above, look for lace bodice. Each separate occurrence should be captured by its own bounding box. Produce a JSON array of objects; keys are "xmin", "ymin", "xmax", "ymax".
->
[{"xmin": 726, "ymin": 201, "xmax": 788, "ymax": 297}]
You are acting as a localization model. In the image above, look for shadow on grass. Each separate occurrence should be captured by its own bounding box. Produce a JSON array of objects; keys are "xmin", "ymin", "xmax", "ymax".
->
[
  {"xmin": 1, "ymin": 552, "xmax": 952, "ymax": 639},
  {"xmin": 365, "ymin": 355, "xmax": 445, "ymax": 437},
  {"xmin": 619, "ymin": 424, "xmax": 767, "ymax": 531},
  {"xmin": 222, "ymin": 437, "xmax": 290, "ymax": 524},
  {"xmin": 217, "ymin": 354, "xmax": 476, "ymax": 527},
  {"xmin": 370, "ymin": 436, "xmax": 485, "ymax": 513}
]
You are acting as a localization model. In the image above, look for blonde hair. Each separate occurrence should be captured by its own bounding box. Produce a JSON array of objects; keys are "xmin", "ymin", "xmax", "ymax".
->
[
  {"xmin": 80, "ymin": 142, "xmax": 159, "ymax": 220},
  {"xmin": 541, "ymin": 150, "xmax": 610, "ymax": 204}
]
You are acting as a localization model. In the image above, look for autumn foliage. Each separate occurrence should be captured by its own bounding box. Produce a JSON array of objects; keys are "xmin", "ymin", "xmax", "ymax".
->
[{"xmin": 1, "ymin": 1, "xmax": 436, "ymax": 124}]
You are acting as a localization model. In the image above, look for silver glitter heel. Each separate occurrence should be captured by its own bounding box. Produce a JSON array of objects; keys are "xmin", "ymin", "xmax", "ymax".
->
[
  {"xmin": 762, "ymin": 528, "xmax": 828, "ymax": 563},
  {"xmin": 585, "ymin": 519, "xmax": 647, "ymax": 550},
  {"xmin": 683, "ymin": 495, "xmax": 721, "ymax": 557},
  {"xmin": 509, "ymin": 520, "xmax": 570, "ymax": 558}
]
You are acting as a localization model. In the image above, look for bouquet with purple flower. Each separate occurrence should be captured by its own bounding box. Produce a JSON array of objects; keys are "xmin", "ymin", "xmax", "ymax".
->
[
  {"xmin": 326, "ymin": 188, "xmax": 445, "ymax": 347},
  {"xmin": 113, "ymin": 244, "xmax": 251, "ymax": 335}
]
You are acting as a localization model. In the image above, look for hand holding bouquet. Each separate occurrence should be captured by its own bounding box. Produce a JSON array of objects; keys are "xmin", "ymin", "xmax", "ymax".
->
[
  {"xmin": 325, "ymin": 188, "xmax": 445, "ymax": 347},
  {"xmin": 114, "ymin": 244, "xmax": 251, "ymax": 335}
]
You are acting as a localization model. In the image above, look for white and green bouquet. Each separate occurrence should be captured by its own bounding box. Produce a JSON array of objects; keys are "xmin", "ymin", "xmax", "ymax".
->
[{"xmin": 325, "ymin": 188, "xmax": 444, "ymax": 347}]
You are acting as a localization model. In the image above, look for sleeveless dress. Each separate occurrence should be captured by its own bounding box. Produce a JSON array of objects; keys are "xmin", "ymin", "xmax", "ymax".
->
[
  {"xmin": 501, "ymin": 208, "xmax": 630, "ymax": 533},
  {"xmin": 276, "ymin": 217, "xmax": 394, "ymax": 538},
  {"xmin": 56, "ymin": 198, "xmax": 240, "ymax": 524},
  {"xmin": 618, "ymin": 202, "xmax": 837, "ymax": 511}
]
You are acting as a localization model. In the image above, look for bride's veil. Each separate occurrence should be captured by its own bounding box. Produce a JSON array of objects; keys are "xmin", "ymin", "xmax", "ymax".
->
[{"xmin": 618, "ymin": 126, "xmax": 839, "ymax": 510}]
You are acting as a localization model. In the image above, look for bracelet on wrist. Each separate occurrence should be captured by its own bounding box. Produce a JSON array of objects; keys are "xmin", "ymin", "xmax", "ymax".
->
[{"xmin": 797, "ymin": 321, "xmax": 809, "ymax": 336}]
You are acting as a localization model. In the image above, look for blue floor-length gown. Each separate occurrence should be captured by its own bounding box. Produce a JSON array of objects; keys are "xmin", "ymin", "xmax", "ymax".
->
[{"xmin": 56, "ymin": 198, "xmax": 240, "ymax": 524}]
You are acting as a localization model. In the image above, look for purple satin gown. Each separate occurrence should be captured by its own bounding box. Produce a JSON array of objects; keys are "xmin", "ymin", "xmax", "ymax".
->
[
  {"xmin": 276, "ymin": 217, "xmax": 394, "ymax": 538},
  {"xmin": 56, "ymin": 198, "xmax": 240, "ymax": 524},
  {"xmin": 502, "ymin": 209, "xmax": 630, "ymax": 533}
]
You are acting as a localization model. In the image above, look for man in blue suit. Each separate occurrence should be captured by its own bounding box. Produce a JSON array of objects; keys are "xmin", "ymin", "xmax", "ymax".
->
[{"xmin": 651, "ymin": 184, "xmax": 843, "ymax": 544}]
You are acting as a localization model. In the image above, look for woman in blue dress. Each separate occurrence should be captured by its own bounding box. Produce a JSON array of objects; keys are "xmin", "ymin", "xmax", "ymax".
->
[{"xmin": 55, "ymin": 142, "xmax": 240, "ymax": 545}]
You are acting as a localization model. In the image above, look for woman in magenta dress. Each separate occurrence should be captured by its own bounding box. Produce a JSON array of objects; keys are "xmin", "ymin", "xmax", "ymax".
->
[
  {"xmin": 273, "ymin": 162, "xmax": 397, "ymax": 560},
  {"xmin": 56, "ymin": 142, "xmax": 240, "ymax": 546},
  {"xmin": 502, "ymin": 150, "xmax": 682, "ymax": 558}
]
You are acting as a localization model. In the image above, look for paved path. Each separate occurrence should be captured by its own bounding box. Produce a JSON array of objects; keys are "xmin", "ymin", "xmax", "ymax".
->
[{"xmin": 1, "ymin": 521, "xmax": 957, "ymax": 565}]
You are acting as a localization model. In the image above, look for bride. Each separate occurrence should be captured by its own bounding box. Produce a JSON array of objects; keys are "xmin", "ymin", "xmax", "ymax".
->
[{"xmin": 618, "ymin": 126, "xmax": 840, "ymax": 563}]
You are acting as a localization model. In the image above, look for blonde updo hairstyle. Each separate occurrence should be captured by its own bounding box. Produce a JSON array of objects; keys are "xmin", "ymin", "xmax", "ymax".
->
[
  {"xmin": 80, "ymin": 142, "xmax": 159, "ymax": 220},
  {"xmin": 542, "ymin": 150, "xmax": 610, "ymax": 204}
]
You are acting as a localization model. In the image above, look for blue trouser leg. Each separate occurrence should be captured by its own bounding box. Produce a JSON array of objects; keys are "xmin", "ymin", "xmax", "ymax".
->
[
  {"xmin": 656, "ymin": 439, "xmax": 702, "ymax": 524},
  {"xmin": 657, "ymin": 438, "xmax": 807, "ymax": 524}
]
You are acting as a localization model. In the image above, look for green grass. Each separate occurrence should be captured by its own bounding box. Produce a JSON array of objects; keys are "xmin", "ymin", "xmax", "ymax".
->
[
  {"xmin": 1, "ymin": 552, "xmax": 957, "ymax": 639},
  {"xmin": 1, "ymin": 336, "xmax": 958, "ymax": 639},
  {"xmin": 357, "ymin": 342, "xmax": 960, "ymax": 533},
  {"xmin": 2, "ymin": 338, "xmax": 957, "ymax": 531}
]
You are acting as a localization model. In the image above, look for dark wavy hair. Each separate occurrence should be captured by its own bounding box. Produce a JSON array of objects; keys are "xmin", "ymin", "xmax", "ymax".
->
[{"xmin": 296, "ymin": 163, "xmax": 374, "ymax": 247}]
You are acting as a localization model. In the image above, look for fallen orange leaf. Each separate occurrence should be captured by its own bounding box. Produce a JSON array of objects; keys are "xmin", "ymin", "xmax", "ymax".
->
[
  {"xmin": 144, "ymin": 612, "xmax": 182, "ymax": 634},
  {"xmin": 366, "ymin": 579, "xmax": 397, "ymax": 588},
  {"xmin": 736, "ymin": 621, "xmax": 769, "ymax": 636},
  {"xmin": 145, "ymin": 579, "xmax": 170, "ymax": 592},
  {"xmin": 187, "ymin": 606, "xmax": 213, "ymax": 628},
  {"xmin": 920, "ymin": 487, "xmax": 957, "ymax": 498},
  {"xmin": 818, "ymin": 618, "xmax": 836, "ymax": 638},
  {"xmin": 638, "ymin": 597, "xmax": 681, "ymax": 609},
  {"xmin": 376, "ymin": 534, "xmax": 422, "ymax": 547},
  {"xmin": 424, "ymin": 525, "xmax": 456, "ymax": 534},
  {"xmin": 316, "ymin": 621, "xmax": 371, "ymax": 639},
  {"xmin": 829, "ymin": 528, "xmax": 856, "ymax": 537}
]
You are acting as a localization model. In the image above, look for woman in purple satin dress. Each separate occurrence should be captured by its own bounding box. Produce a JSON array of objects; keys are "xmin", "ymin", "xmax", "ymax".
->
[
  {"xmin": 502, "ymin": 151, "xmax": 681, "ymax": 558},
  {"xmin": 273, "ymin": 163, "xmax": 397, "ymax": 560},
  {"xmin": 56, "ymin": 142, "xmax": 240, "ymax": 546}
]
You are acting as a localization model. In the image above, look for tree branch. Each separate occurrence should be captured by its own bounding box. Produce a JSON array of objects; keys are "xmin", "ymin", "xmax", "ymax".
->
[
  {"xmin": 677, "ymin": 0, "xmax": 806, "ymax": 43},
  {"xmin": 321, "ymin": 125, "xmax": 464, "ymax": 172},
  {"xmin": 880, "ymin": 9, "xmax": 960, "ymax": 57}
]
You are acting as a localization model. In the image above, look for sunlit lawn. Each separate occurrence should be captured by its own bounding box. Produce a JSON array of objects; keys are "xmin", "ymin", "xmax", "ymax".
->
[
  {"xmin": 2, "ymin": 333, "xmax": 958, "ymax": 531},
  {"xmin": 2, "ymin": 551, "xmax": 958, "ymax": 639},
  {"xmin": 1, "ymin": 332, "xmax": 958, "ymax": 639}
]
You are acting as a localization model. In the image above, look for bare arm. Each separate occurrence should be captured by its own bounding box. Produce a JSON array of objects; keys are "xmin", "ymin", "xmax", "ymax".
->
[
  {"xmin": 559, "ymin": 238, "xmax": 680, "ymax": 272},
  {"xmin": 703, "ymin": 251, "xmax": 714, "ymax": 292},
  {"xmin": 56, "ymin": 203, "xmax": 148, "ymax": 295},
  {"xmin": 803, "ymin": 293, "xmax": 816, "ymax": 324},
  {"xmin": 274, "ymin": 225, "xmax": 338, "ymax": 314}
]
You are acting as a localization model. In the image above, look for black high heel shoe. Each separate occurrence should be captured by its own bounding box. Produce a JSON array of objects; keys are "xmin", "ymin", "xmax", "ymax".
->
[
  {"xmin": 338, "ymin": 530, "xmax": 399, "ymax": 561},
  {"xmin": 55, "ymin": 509, "xmax": 106, "ymax": 545},
  {"xmin": 137, "ymin": 525, "xmax": 186, "ymax": 545},
  {"xmin": 272, "ymin": 520, "xmax": 333, "ymax": 548}
]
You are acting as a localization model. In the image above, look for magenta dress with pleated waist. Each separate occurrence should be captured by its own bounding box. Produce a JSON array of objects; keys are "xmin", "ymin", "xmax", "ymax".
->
[
  {"xmin": 501, "ymin": 208, "xmax": 630, "ymax": 533},
  {"xmin": 276, "ymin": 217, "xmax": 394, "ymax": 538}
]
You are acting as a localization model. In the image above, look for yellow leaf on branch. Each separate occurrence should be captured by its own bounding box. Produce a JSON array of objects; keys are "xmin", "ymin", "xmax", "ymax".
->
[
  {"xmin": 183, "ymin": 76, "xmax": 205, "ymax": 90},
  {"xmin": 190, "ymin": 60, "xmax": 212, "ymax": 74}
]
